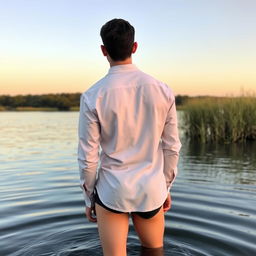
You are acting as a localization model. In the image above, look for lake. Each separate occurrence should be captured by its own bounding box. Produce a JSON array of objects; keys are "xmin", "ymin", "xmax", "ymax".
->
[{"xmin": 0, "ymin": 112, "xmax": 256, "ymax": 255}]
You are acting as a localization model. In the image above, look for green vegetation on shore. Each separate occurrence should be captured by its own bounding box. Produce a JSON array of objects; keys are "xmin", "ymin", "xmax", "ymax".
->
[{"xmin": 183, "ymin": 96, "xmax": 256, "ymax": 143}]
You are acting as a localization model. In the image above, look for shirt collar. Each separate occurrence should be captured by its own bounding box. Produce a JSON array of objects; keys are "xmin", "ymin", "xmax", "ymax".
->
[{"xmin": 107, "ymin": 64, "xmax": 138, "ymax": 74}]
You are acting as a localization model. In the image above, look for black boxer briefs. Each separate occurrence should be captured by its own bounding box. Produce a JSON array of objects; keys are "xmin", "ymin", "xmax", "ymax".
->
[{"xmin": 94, "ymin": 188, "xmax": 162, "ymax": 219}]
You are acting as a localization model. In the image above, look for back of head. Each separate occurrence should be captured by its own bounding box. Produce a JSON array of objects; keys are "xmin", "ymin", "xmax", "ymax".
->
[{"xmin": 100, "ymin": 18, "xmax": 135, "ymax": 61}]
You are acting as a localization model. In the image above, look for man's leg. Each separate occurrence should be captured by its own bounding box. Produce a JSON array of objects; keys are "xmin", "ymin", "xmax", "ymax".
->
[
  {"xmin": 95, "ymin": 202, "xmax": 129, "ymax": 256},
  {"xmin": 131, "ymin": 205, "xmax": 165, "ymax": 255}
]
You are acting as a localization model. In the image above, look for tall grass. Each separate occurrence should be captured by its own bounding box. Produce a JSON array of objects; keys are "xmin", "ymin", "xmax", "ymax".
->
[{"xmin": 183, "ymin": 96, "xmax": 256, "ymax": 143}]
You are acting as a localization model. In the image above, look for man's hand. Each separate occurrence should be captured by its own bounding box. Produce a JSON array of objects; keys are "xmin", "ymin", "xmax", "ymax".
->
[
  {"xmin": 85, "ymin": 206, "xmax": 97, "ymax": 222},
  {"xmin": 163, "ymin": 193, "xmax": 172, "ymax": 213}
]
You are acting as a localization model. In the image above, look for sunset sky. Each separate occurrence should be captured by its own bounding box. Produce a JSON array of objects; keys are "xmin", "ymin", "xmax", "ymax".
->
[{"xmin": 0, "ymin": 0, "xmax": 255, "ymax": 96}]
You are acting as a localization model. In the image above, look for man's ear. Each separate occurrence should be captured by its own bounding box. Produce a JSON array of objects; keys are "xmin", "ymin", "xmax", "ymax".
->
[
  {"xmin": 101, "ymin": 45, "xmax": 108, "ymax": 56},
  {"xmin": 132, "ymin": 42, "xmax": 138, "ymax": 54}
]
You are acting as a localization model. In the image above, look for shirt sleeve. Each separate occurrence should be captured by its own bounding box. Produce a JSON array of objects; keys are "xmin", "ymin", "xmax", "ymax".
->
[
  {"xmin": 161, "ymin": 92, "xmax": 182, "ymax": 193},
  {"xmin": 77, "ymin": 93, "xmax": 101, "ymax": 207}
]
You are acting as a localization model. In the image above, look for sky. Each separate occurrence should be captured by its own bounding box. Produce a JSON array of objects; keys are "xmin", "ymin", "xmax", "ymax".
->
[{"xmin": 0, "ymin": 0, "xmax": 255, "ymax": 96}]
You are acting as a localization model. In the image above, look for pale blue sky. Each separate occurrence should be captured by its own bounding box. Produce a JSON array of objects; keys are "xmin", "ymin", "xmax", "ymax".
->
[{"xmin": 1, "ymin": 0, "xmax": 255, "ymax": 96}]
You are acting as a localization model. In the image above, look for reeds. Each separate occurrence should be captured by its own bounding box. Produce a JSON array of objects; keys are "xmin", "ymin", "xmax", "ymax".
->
[{"xmin": 183, "ymin": 96, "xmax": 256, "ymax": 143}]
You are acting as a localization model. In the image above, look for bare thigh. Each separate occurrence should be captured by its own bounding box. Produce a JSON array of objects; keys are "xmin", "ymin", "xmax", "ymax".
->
[
  {"xmin": 131, "ymin": 205, "xmax": 165, "ymax": 248},
  {"xmin": 95, "ymin": 202, "xmax": 129, "ymax": 256}
]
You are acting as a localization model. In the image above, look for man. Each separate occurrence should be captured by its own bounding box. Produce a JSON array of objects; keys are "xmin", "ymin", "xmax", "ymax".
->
[{"xmin": 78, "ymin": 18, "xmax": 181, "ymax": 256}]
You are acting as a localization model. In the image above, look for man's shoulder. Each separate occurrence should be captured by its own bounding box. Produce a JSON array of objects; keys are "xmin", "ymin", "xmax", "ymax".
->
[
  {"xmin": 85, "ymin": 76, "xmax": 106, "ymax": 94},
  {"xmin": 82, "ymin": 75, "xmax": 107, "ymax": 100},
  {"xmin": 137, "ymin": 69, "xmax": 175, "ymax": 99},
  {"xmin": 80, "ymin": 75, "xmax": 108, "ymax": 110},
  {"xmin": 138, "ymin": 69, "xmax": 166, "ymax": 85}
]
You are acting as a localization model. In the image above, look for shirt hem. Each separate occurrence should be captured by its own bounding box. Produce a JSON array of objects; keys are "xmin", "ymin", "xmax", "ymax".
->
[{"xmin": 95, "ymin": 187, "xmax": 167, "ymax": 213}]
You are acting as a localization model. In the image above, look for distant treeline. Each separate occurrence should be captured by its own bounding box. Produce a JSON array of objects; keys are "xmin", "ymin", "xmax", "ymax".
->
[
  {"xmin": 0, "ymin": 93, "xmax": 189, "ymax": 110},
  {"xmin": 0, "ymin": 93, "xmax": 81, "ymax": 110},
  {"xmin": 175, "ymin": 95, "xmax": 189, "ymax": 106}
]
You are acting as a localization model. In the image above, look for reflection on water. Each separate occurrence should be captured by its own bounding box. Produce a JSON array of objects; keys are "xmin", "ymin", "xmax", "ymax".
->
[
  {"xmin": 183, "ymin": 140, "xmax": 256, "ymax": 186},
  {"xmin": 0, "ymin": 112, "xmax": 256, "ymax": 255}
]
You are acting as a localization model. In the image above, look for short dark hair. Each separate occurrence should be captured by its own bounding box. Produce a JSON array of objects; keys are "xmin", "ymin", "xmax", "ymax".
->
[{"xmin": 100, "ymin": 18, "xmax": 135, "ymax": 61}]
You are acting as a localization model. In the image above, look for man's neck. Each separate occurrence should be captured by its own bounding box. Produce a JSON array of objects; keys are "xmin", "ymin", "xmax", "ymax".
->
[{"xmin": 109, "ymin": 57, "xmax": 132, "ymax": 67}]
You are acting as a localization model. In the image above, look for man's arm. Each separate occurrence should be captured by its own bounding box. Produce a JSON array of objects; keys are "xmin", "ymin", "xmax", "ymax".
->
[
  {"xmin": 77, "ymin": 93, "xmax": 101, "ymax": 208},
  {"xmin": 161, "ymin": 92, "xmax": 182, "ymax": 193}
]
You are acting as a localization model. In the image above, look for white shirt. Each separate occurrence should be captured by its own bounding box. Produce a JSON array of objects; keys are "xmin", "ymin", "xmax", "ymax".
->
[{"xmin": 78, "ymin": 64, "xmax": 181, "ymax": 212}]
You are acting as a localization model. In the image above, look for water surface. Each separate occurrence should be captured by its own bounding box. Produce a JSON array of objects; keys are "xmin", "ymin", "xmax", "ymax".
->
[{"xmin": 0, "ymin": 112, "xmax": 255, "ymax": 255}]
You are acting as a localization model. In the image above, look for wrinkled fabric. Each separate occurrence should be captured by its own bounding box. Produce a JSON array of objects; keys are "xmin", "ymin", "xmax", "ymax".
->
[{"xmin": 78, "ymin": 64, "xmax": 181, "ymax": 211}]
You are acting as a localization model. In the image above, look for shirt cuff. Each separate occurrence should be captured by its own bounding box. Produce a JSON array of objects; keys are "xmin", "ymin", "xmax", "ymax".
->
[
  {"xmin": 166, "ymin": 166, "xmax": 178, "ymax": 193},
  {"xmin": 81, "ymin": 183, "xmax": 95, "ymax": 208}
]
